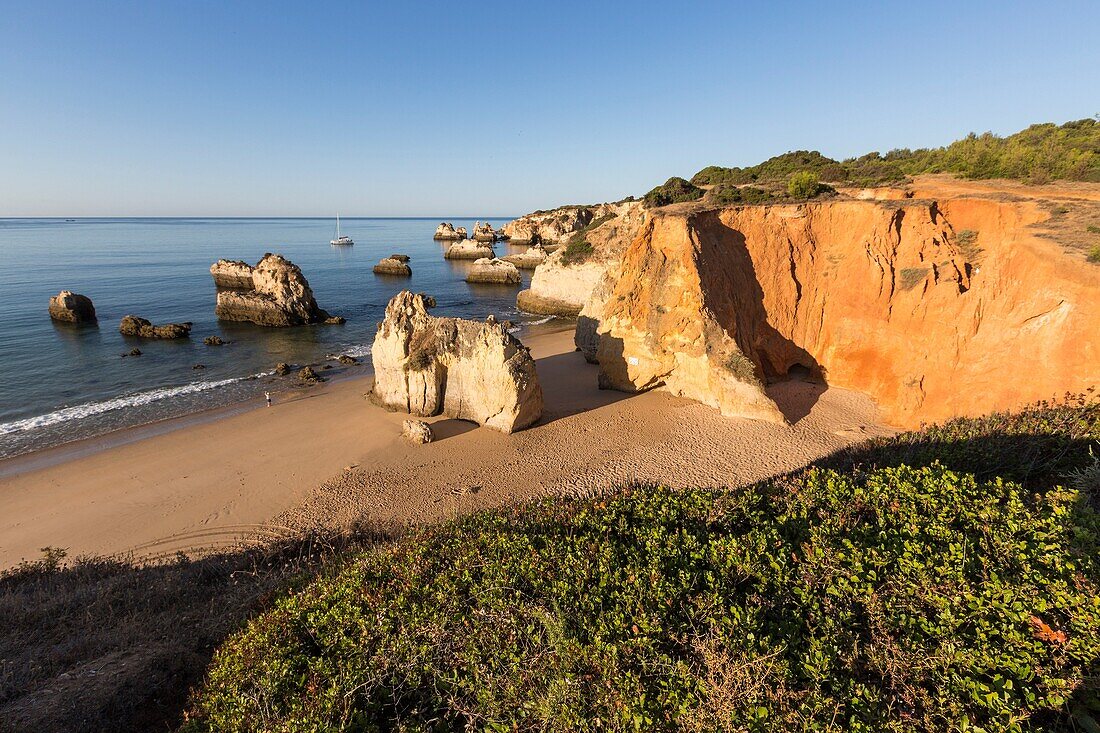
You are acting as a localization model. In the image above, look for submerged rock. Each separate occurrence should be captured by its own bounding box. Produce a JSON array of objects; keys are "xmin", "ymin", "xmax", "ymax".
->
[
  {"xmin": 48, "ymin": 290, "xmax": 97, "ymax": 324},
  {"xmin": 373, "ymin": 257, "xmax": 412, "ymax": 276},
  {"xmin": 371, "ymin": 291, "xmax": 543, "ymax": 433},
  {"xmin": 402, "ymin": 419, "xmax": 433, "ymax": 444},
  {"xmin": 204, "ymin": 335, "xmax": 225, "ymax": 346},
  {"xmin": 465, "ymin": 258, "xmax": 521, "ymax": 285},
  {"xmin": 119, "ymin": 315, "xmax": 192, "ymax": 339},
  {"xmin": 209, "ymin": 259, "xmax": 255, "ymax": 289},
  {"xmin": 337, "ymin": 354, "xmax": 358, "ymax": 365},
  {"xmin": 444, "ymin": 241, "xmax": 495, "ymax": 260},
  {"xmin": 215, "ymin": 253, "xmax": 339, "ymax": 327}
]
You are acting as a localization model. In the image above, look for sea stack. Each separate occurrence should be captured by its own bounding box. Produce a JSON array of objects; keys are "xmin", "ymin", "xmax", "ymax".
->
[
  {"xmin": 373, "ymin": 256, "xmax": 412, "ymax": 276},
  {"xmin": 215, "ymin": 253, "xmax": 339, "ymax": 326},
  {"xmin": 48, "ymin": 290, "xmax": 97, "ymax": 324},
  {"xmin": 209, "ymin": 259, "xmax": 256, "ymax": 289},
  {"xmin": 433, "ymin": 222, "xmax": 463, "ymax": 241},
  {"xmin": 370, "ymin": 291, "xmax": 543, "ymax": 433},
  {"xmin": 465, "ymin": 258, "xmax": 521, "ymax": 285},
  {"xmin": 444, "ymin": 241, "xmax": 495, "ymax": 260}
]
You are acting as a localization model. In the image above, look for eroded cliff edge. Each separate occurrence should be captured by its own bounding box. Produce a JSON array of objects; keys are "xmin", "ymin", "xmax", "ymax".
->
[{"xmin": 582, "ymin": 190, "xmax": 1099, "ymax": 427}]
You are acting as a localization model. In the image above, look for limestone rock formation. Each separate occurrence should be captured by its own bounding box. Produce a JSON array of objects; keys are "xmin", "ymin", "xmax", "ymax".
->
[
  {"xmin": 456, "ymin": 226, "xmax": 469, "ymax": 239},
  {"xmin": 204, "ymin": 336, "xmax": 224, "ymax": 346},
  {"xmin": 444, "ymin": 241, "xmax": 495, "ymax": 260},
  {"xmin": 502, "ymin": 203, "xmax": 623, "ymax": 245},
  {"xmin": 433, "ymin": 222, "xmax": 463, "ymax": 240},
  {"xmin": 274, "ymin": 362, "xmax": 291, "ymax": 376},
  {"xmin": 465, "ymin": 258, "xmax": 521, "ymax": 285},
  {"xmin": 370, "ymin": 291, "xmax": 543, "ymax": 433},
  {"xmin": 582, "ymin": 193, "xmax": 1100, "ymax": 427},
  {"xmin": 298, "ymin": 365, "xmax": 324, "ymax": 383},
  {"xmin": 209, "ymin": 260, "xmax": 255, "ymax": 289},
  {"xmin": 402, "ymin": 419, "xmax": 433, "ymax": 444},
  {"xmin": 389, "ymin": 254, "xmax": 410, "ymax": 262},
  {"xmin": 373, "ymin": 257, "xmax": 412, "ymax": 276},
  {"xmin": 515, "ymin": 201, "xmax": 644, "ymax": 316},
  {"xmin": 472, "ymin": 221, "xmax": 498, "ymax": 242},
  {"xmin": 501, "ymin": 243, "xmax": 548, "ymax": 270},
  {"xmin": 119, "ymin": 315, "xmax": 192, "ymax": 339},
  {"xmin": 215, "ymin": 254, "xmax": 338, "ymax": 326},
  {"xmin": 48, "ymin": 291, "xmax": 96, "ymax": 324}
]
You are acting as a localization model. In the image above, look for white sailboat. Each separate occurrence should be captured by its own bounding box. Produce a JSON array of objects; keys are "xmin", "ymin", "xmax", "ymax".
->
[{"xmin": 330, "ymin": 213, "xmax": 354, "ymax": 246}]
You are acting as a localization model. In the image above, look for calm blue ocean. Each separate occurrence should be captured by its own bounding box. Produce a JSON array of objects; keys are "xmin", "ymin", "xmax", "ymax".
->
[{"xmin": 0, "ymin": 217, "xmax": 550, "ymax": 459}]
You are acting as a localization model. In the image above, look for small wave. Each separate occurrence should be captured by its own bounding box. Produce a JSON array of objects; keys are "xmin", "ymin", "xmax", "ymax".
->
[
  {"xmin": 328, "ymin": 343, "xmax": 373, "ymax": 359},
  {"xmin": 0, "ymin": 373, "xmax": 268, "ymax": 436},
  {"xmin": 524, "ymin": 316, "xmax": 556, "ymax": 326}
]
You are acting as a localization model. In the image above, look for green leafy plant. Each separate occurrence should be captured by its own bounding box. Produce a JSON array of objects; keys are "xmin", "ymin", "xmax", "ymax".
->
[
  {"xmin": 1088, "ymin": 245, "xmax": 1100, "ymax": 263},
  {"xmin": 559, "ymin": 239, "xmax": 595, "ymax": 265},
  {"xmin": 787, "ymin": 170, "xmax": 833, "ymax": 199},
  {"xmin": 643, "ymin": 177, "xmax": 705, "ymax": 208},
  {"xmin": 186, "ymin": 398, "xmax": 1100, "ymax": 733}
]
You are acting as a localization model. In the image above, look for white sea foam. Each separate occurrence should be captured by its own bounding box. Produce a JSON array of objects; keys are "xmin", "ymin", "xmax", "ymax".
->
[
  {"xmin": 0, "ymin": 374, "xmax": 266, "ymax": 436},
  {"xmin": 327, "ymin": 343, "xmax": 373, "ymax": 359}
]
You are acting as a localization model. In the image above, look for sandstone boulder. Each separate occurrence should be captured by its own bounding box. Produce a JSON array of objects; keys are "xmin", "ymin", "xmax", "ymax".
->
[
  {"xmin": 337, "ymin": 354, "xmax": 358, "ymax": 365},
  {"xmin": 119, "ymin": 315, "xmax": 192, "ymax": 339},
  {"xmin": 373, "ymin": 257, "xmax": 412, "ymax": 276},
  {"xmin": 402, "ymin": 419, "xmax": 433, "ymax": 444},
  {"xmin": 389, "ymin": 254, "xmax": 410, "ymax": 262},
  {"xmin": 48, "ymin": 290, "xmax": 97, "ymax": 324},
  {"xmin": 455, "ymin": 226, "xmax": 468, "ymax": 239},
  {"xmin": 371, "ymin": 291, "xmax": 543, "ymax": 433},
  {"xmin": 215, "ymin": 254, "xmax": 338, "ymax": 327},
  {"xmin": 465, "ymin": 258, "xmax": 521, "ymax": 285},
  {"xmin": 298, "ymin": 365, "xmax": 324, "ymax": 383},
  {"xmin": 433, "ymin": 222, "xmax": 463, "ymax": 240},
  {"xmin": 444, "ymin": 241, "xmax": 495, "ymax": 260},
  {"xmin": 204, "ymin": 335, "xmax": 225, "ymax": 346},
  {"xmin": 209, "ymin": 259, "xmax": 255, "ymax": 289},
  {"xmin": 501, "ymin": 243, "xmax": 548, "ymax": 270},
  {"xmin": 274, "ymin": 362, "xmax": 291, "ymax": 376}
]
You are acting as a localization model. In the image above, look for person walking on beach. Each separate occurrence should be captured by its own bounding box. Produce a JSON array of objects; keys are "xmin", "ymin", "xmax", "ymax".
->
[{"xmin": 265, "ymin": 391, "xmax": 272, "ymax": 407}]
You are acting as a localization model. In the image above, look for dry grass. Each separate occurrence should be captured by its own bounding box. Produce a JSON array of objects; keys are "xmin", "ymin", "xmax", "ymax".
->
[{"xmin": 0, "ymin": 524, "xmax": 399, "ymax": 733}]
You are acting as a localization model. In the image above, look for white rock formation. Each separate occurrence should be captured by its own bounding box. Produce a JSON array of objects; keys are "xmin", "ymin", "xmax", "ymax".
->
[
  {"xmin": 371, "ymin": 291, "xmax": 543, "ymax": 433},
  {"xmin": 466, "ymin": 258, "xmax": 521, "ymax": 285}
]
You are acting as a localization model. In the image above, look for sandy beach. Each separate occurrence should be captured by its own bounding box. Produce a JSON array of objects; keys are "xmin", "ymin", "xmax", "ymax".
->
[{"xmin": 0, "ymin": 327, "xmax": 893, "ymax": 570}]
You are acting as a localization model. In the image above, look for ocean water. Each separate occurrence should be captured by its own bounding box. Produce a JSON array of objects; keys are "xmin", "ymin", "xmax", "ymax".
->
[{"xmin": 0, "ymin": 217, "xmax": 552, "ymax": 459}]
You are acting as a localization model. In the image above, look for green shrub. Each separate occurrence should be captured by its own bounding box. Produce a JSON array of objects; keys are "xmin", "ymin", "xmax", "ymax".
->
[
  {"xmin": 1087, "ymin": 225, "xmax": 1100, "ymax": 234},
  {"xmin": 1088, "ymin": 245, "xmax": 1100, "ymax": 263},
  {"xmin": 955, "ymin": 229, "xmax": 982, "ymax": 261},
  {"xmin": 559, "ymin": 239, "xmax": 594, "ymax": 265},
  {"xmin": 787, "ymin": 170, "xmax": 833, "ymax": 199},
  {"xmin": 899, "ymin": 266, "xmax": 928, "ymax": 290},
  {"xmin": 187, "ymin": 399, "xmax": 1100, "ymax": 732},
  {"xmin": 643, "ymin": 177, "xmax": 705, "ymax": 208},
  {"xmin": 704, "ymin": 184, "xmax": 773, "ymax": 206}
]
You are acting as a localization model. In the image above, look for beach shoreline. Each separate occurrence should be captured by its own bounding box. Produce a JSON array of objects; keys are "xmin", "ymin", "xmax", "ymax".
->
[{"xmin": 0, "ymin": 326, "xmax": 894, "ymax": 571}]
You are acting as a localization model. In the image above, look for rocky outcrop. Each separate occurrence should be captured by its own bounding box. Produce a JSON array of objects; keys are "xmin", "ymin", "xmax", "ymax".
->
[
  {"xmin": 433, "ymin": 222, "xmax": 463, "ymax": 240},
  {"xmin": 465, "ymin": 258, "xmax": 521, "ymax": 285},
  {"xmin": 582, "ymin": 194, "xmax": 1100, "ymax": 427},
  {"xmin": 402, "ymin": 419, "xmax": 433, "ymax": 444},
  {"xmin": 472, "ymin": 221, "xmax": 498, "ymax": 242},
  {"xmin": 444, "ymin": 241, "xmax": 495, "ymax": 260},
  {"xmin": 209, "ymin": 260, "xmax": 255, "ymax": 289},
  {"xmin": 373, "ymin": 257, "xmax": 412, "ymax": 276},
  {"xmin": 298, "ymin": 365, "xmax": 324, "ymax": 383},
  {"xmin": 389, "ymin": 254, "xmax": 410, "ymax": 262},
  {"xmin": 215, "ymin": 254, "xmax": 338, "ymax": 327},
  {"xmin": 204, "ymin": 335, "xmax": 225, "ymax": 346},
  {"xmin": 501, "ymin": 243, "xmax": 548, "ymax": 270},
  {"xmin": 456, "ymin": 226, "xmax": 468, "ymax": 239},
  {"xmin": 119, "ymin": 315, "xmax": 192, "ymax": 339},
  {"xmin": 370, "ymin": 291, "xmax": 543, "ymax": 433},
  {"xmin": 48, "ymin": 291, "xmax": 96, "ymax": 324}
]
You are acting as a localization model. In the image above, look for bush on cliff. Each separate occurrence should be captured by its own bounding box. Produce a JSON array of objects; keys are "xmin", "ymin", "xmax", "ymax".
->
[
  {"xmin": 559, "ymin": 239, "xmax": 595, "ymax": 265},
  {"xmin": 787, "ymin": 171, "xmax": 834, "ymax": 199},
  {"xmin": 689, "ymin": 118, "xmax": 1100, "ymax": 189},
  {"xmin": 185, "ymin": 398, "xmax": 1100, "ymax": 733},
  {"xmin": 643, "ymin": 177, "xmax": 705, "ymax": 208}
]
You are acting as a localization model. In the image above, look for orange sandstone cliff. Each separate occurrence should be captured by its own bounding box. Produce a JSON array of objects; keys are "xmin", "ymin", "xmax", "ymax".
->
[{"xmin": 583, "ymin": 184, "xmax": 1100, "ymax": 427}]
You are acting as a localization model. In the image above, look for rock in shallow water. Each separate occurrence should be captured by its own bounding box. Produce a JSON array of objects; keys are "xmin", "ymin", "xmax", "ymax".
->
[
  {"xmin": 215, "ymin": 253, "xmax": 339, "ymax": 327},
  {"xmin": 48, "ymin": 290, "xmax": 97, "ymax": 324},
  {"xmin": 373, "ymin": 257, "xmax": 412, "ymax": 276},
  {"xmin": 209, "ymin": 259, "xmax": 255, "ymax": 289},
  {"xmin": 465, "ymin": 258, "xmax": 521, "ymax": 285},
  {"xmin": 371, "ymin": 291, "xmax": 543, "ymax": 434},
  {"xmin": 119, "ymin": 315, "xmax": 192, "ymax": 339}
]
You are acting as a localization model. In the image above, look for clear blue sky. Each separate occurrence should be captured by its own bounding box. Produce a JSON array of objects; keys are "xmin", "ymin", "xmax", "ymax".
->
[{"xmin": 1, "ymin": 1, "xmax": 1097, "ymax": 216}]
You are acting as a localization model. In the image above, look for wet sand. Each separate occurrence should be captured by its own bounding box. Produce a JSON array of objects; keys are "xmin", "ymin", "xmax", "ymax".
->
[{"xmin": 0, "ymin": 327, "xmax": 893, "ymax": 570}]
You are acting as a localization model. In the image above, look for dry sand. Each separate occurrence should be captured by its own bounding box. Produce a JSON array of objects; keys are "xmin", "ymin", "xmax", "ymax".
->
[{"xmin": 0, "ymin": 327, "xmax": 893, "ymax": 570}]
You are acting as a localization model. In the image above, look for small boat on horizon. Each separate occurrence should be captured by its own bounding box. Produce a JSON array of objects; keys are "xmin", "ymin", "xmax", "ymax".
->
[{"xmin": 330, "ymin": 214, "xmax": 354, "ymax": 246}]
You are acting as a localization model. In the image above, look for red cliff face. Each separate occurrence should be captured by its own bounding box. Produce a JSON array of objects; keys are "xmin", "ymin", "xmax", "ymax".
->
[{"xmin": 590, "ymin": 193, "xmax": 1099, "ymax": 427}]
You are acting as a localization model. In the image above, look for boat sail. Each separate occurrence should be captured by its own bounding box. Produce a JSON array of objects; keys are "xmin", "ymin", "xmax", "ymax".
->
[{"xmin": 330, "ymin": 214, "xmax": 354, "ymax": 246}]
